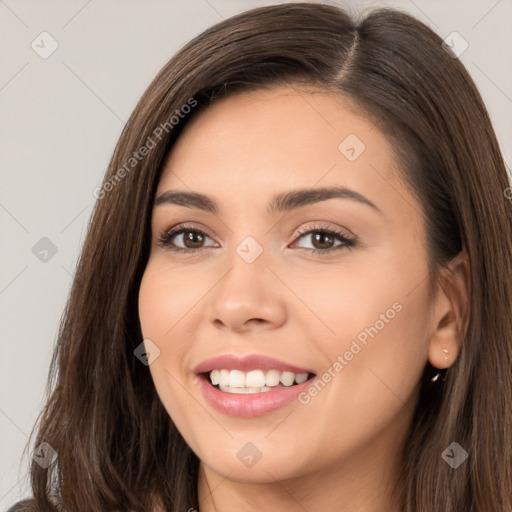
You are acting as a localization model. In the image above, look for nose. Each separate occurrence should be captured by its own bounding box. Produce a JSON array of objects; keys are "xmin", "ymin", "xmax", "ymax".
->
[{"xmin": 205, "ymin": 243, "xmax": 287, "ymax": 334}]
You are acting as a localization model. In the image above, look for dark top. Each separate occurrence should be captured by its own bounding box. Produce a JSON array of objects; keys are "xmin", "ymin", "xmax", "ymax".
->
[{"xmin": 7, "ymin": 500, "xmax": 34, "ymax": 511}]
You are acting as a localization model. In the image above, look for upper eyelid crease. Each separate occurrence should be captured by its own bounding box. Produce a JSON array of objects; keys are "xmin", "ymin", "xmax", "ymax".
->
[
  {"xmin": 157, "ymin": 224, "xmax": 355, "ymax": 253},
  {"xmin": 154, "ymin": 186, "xmax": 381, "ymax": 215}
]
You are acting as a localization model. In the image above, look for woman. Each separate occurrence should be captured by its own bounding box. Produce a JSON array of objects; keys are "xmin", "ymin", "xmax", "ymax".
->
[{"xmin": 9, "ymin": 2, "xmax": 512, "ymax": 511}]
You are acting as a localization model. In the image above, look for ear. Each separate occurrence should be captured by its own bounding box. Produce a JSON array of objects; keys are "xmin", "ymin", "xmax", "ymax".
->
[{"xmin": 427, "ymin": 249, "xmax": 470, "ymax": 369}]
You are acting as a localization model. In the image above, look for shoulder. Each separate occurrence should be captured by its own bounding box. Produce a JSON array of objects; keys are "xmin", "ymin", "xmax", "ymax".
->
[{"xmin": 6, "ymin": 499, "xmax": 35, "ymax": 511}]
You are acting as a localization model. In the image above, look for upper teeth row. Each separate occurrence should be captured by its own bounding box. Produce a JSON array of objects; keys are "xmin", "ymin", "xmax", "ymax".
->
[{"xmin": 209, "ymin": 369, "xmax": 309, "ymax": 388}]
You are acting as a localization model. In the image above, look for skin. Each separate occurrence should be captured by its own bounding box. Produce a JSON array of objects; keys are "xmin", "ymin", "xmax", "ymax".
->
[{"xmin": 138, "ymin": 85, "xmax": 469, "ymax": 512}]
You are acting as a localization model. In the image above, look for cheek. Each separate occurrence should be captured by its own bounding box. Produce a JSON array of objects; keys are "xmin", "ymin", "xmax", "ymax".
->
[
  {"xmin": 293, "ymin": 248, "xmax": 431, "ymax": 428},
  {"xmin": 137, "ymin": 263, "xmax": 192, "ymax": 394},
  {"xmin": 138, "ymin": 270, "xmax": 163, "ymax": 340},
  {"xmin": 293, "ymin": 300, "xmax": 430, "ymax": 457},
  {"xmin": 138, "ymin": 263, "xmax": 196, "ymax": 426},
  {"xmin": 138, "ymin": 260, "xmax": 206, "ymax": 349},
  {"xmin": 137, "ymin": 258, "xmax": 217, "ymax": 382},
  {"xmin": 286, "ymin": 256, "xmax": 427, "ymax": 352}
]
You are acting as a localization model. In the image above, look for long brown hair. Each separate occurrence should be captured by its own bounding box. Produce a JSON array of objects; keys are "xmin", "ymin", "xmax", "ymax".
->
[{"xmin": 14, "ymin": 3, "xmax": 512, "ymax": 511}]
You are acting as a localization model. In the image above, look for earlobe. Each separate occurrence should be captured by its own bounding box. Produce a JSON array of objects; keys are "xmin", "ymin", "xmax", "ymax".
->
[
  {"xmin": 427, "ymin": 249, "xmax": 470, "ymax": 370},
  {"xmin": 427, "ymin": 311, "xmax": 459, "ymax": 370}
]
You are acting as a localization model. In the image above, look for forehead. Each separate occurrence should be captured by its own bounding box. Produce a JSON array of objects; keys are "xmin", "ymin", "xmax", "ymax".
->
[{"xmin": 156, "ymin": 85, "xmax": 413, "ymax": 220}]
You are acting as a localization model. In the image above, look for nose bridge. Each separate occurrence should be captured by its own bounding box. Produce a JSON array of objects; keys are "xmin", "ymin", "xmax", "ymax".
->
[
  {"xmin": 234, "ymin": 234, "xmax": 266, "ymax": 266},
  {"xmin": 206, "ymin": 232, "xmax": 286, "ymax": 330},
  {"xmin": 220, "ymin": 232, "xmax": 269, "ymax": 305}
]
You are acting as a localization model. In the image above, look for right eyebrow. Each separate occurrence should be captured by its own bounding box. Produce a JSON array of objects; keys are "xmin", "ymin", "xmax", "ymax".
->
[{"xmin": 154, "ymin": 190, "xmax": 217, "ymax": 213}]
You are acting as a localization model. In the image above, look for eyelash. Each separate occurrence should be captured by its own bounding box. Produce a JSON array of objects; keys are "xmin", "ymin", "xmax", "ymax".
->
[
  {"xmin": 158, "ymin": 224, "xmax": 357, "ymax": 255},
  {"xmin": 157, "ymin": 223, "xmax": 356, "ymax": 255}
]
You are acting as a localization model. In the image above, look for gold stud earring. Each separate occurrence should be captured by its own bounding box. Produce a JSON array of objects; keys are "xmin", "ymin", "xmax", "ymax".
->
[{"xmin": 442, "ymin": 348, "xmax": 449, "ymax": 360}]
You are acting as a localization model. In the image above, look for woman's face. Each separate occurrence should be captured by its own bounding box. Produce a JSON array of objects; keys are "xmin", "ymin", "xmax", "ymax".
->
[{"xmin": 138, "ymin": 85, "xmax": 440, "ymax": 486}]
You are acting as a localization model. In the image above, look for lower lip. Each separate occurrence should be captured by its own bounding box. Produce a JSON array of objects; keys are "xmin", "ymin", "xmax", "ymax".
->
[{"xmin": 196, "ymin": 373, "xmax": 314, "ymax": 417}]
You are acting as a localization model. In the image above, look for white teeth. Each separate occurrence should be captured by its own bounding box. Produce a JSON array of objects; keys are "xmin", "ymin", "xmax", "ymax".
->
[
  {"xmin": 219, "ymin": 369, "xmax": 230, "ymax": 387},
  {"xmin": 229, "ymin": 369, "xmax": 246, "ymax": 388},
  {"xmin": 265, "ymin": 369, "xmax": 280, "ymax": 387},
  {"xmin": 208, "ymin": 368, "xmax": 311, "ymax": 390},
  {"xmin": 210, "ymin": 369, "xmax": 220, "ymax": 385},
  {"xmin": 280, "ymin": 371, "xmax": 295, "ymax": 387},
  {"xmin": 295, "ymin": 372, "xmax": 308, "ymax": 384},
  {"xmin": 218, "ymin": 384, "xmax": 272, "ymax": 394},
  {"xmin": 245, "ymin": 370, "xmax": 266, "ymax": 388}
]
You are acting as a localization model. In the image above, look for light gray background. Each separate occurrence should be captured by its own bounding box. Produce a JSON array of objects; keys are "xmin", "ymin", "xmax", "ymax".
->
[{"xmin": 1, "ymin": 0, "xmax": 511, "ymax": 507}]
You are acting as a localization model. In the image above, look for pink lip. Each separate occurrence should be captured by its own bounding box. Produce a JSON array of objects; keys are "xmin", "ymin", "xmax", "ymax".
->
[
  {"xmin": 193, "ymin": 354, "xmax": 316, "ymax": 417},
  {"xmin": 194, "ymin": 354, "xmax": 314, "ymax": 374},
  {"xmin": 196, "ymin": 373, "xmax": 315, "ymax": 417}
]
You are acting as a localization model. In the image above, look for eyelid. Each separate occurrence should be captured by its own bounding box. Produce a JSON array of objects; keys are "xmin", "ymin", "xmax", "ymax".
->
[
  {"xmin": 288, "ymin": 223, "xmax": 356, "ymax": 252},
  {"xmin": 157, "ymin": 221, "xmax": 356, "ymax": 253},
  {"xmin": 292, "ymin": 223, "xmax": 354, "ymax": 242},
  {"xmin": 156, "ymin": 222, "xmax": 218, "ymax": 249}
]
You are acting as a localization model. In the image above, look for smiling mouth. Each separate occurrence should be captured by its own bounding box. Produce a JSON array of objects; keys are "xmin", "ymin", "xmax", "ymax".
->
[{"xmin": 203, "ymin": 369, "xmax": 316, "ymax": 394}]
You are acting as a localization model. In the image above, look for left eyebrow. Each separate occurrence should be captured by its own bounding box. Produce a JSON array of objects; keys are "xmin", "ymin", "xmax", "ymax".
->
[
  {"xmin": 267, "ymin": 186, "xmax": 381, "ymax": 215},
  {"xmin": 154, "ymin": 186, "xmax": 382, "ymax": 215}
]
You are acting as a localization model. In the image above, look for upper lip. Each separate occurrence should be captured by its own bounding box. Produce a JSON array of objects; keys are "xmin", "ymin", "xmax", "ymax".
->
[{"xmin": 194, "ymin": 354, "xmax": 315, "ymax": 375}]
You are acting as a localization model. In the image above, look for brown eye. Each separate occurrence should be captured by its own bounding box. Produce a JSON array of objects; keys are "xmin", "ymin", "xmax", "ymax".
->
[
  {"xmin": 310, "ymin": 231, "xmax": 336, "ymax": 250},
  {"xmin": 292, "ymin": 227, "xmax": 356, "ymax": 254},
  {"xmin": 158, "ymin": 226, "xmax": 217, "ymax": 253},
  {"xmin": 181, "ymin": 230, "xmax": 205, "ymax": 249}
]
